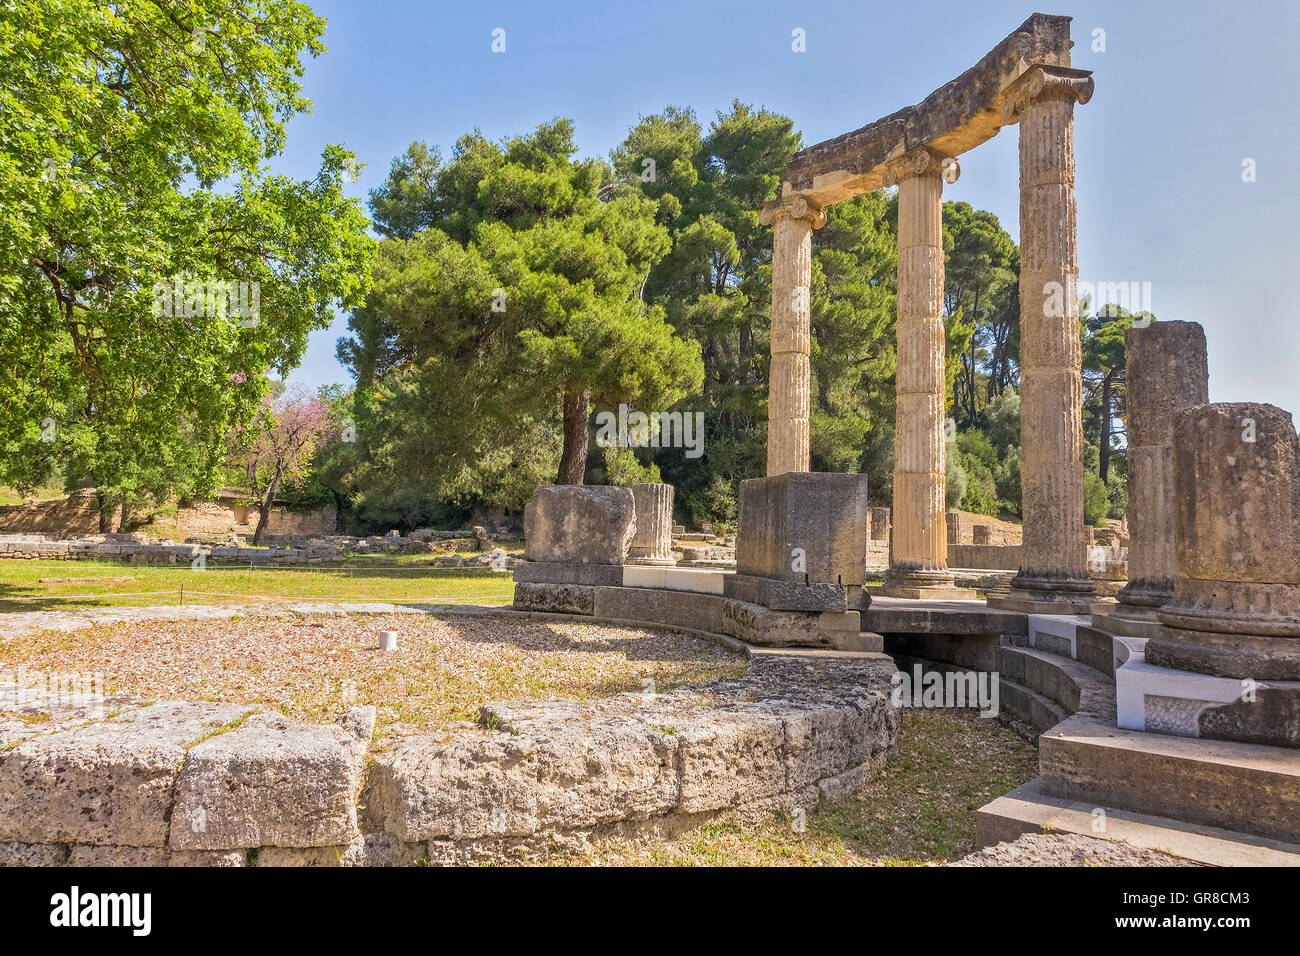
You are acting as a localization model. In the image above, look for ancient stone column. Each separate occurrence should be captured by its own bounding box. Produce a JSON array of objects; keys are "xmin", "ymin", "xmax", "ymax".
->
[
  {"xmin": 627, "ymin": 482, "xmax": 675, "ymax": 565},
  {"xmin": 1147, "ymin": 403, "xmax": 1300, "ymax": 680},
  {"xmin": 880, "ymin": 149, "xmax": 972, "ymax": 600},
  {"xmin": 759, "ymin": 196, "xmax": 825, "ymax": 476},
  {"xmin": 1092, "ymin": 322, "xmax": 1208, "ymax": 637},
  {"xmin": 989, "ymin": 65, "xmax": 1097, "ymax": 614}
]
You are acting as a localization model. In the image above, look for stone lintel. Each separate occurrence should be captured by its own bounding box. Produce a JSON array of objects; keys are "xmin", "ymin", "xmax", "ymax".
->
[{"xmin": 764, "ymin": 13, "xmax": 1073, "ymax": 208}]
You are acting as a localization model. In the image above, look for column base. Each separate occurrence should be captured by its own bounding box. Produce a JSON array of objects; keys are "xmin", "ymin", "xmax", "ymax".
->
[
  {"xmin": 626, "ymin": 555, "xmax": 677, "ymax": 567},
  {"xmin": 878, "ymin": 584, "xmax": 980, "ymax": 601},
  {"xmin": 987, "ymin": 587, "xmax": 1096, "ymax": 615},
  {"xmin": 881, "ymin": 567, "xmax": 978, "ymax": 601},
  {"xmin": 1145, "ymin": 625, "xmax": 1300, "ymax": 681},
  {"xmin": 1090, "ymin": 601, "xmax": 1166, "ymax": 639}
]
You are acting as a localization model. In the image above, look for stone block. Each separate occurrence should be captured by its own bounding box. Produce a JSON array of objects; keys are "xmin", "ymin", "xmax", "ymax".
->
[
  {"xmin": 0, "ymin": 701, "xmax": 254, "ymax": 847},
  {"xmin": 170, "ymin": 712, "xmax": 365, "ymax": 850},
  {"xmin": 512, "ymin": 582, "xmax": 596, "ymax": 615},
  {"xmin": 591, "ymin": 586, "xmax": 725, "ymax": 634},
  {"xmin": 512, "ymin": 561, "xmax": 625, "ymax": 587},
  {"xmin": 523, "ymin": 485, "xmax": 636, "ymax": 565},
  {"xmin": 735, "ymin": 473, "xmax": 870, "ymax": 586},
  {"xmin": 723, "ymin": 572, "xmax": 850, "ymax": 612},
  {"xmin": 721, "ymin": 600, "xmax": 860, "ymax": 648}
]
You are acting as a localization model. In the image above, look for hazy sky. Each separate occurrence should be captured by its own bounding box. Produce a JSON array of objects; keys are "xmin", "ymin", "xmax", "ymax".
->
[{"xmin": 274, "ymin": 0, "xmax": 1299, "ymax": 414}]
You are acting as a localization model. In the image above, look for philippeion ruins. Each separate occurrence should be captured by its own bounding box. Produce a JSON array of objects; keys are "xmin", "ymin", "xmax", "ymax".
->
[{"xmin": 1, "ymin": 9, "xmax": 1296, "ymax": 884}]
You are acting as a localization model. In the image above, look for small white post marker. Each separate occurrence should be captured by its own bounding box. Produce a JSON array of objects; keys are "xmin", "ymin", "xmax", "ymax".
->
[{"xmin": 378, "ymin": 630, "xmax": 398, "ymax": 652}]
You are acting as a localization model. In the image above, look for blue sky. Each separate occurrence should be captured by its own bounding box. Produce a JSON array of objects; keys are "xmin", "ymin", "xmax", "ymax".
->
[{"xmin": 276, "ymin": 0, "xmax": 1299, "ymax": 414}]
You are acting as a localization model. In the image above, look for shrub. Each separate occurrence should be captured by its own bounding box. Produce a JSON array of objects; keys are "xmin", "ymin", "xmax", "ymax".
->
[{"xmin": 1083, "ymin": 473, "xmax": 1109, "ymax": 526}]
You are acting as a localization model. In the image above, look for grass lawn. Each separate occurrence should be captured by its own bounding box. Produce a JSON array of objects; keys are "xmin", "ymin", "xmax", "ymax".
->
[
  {"xmin": 0, "ymin": 559, "xmax": 517, "ymax": 611},
  {"xmin": 559, "ymin": 709, "xmax": 1038, "ymax": 866}
]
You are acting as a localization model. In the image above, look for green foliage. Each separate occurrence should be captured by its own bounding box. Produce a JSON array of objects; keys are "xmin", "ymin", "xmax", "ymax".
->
[
  {"xmin": 600, "ymin": 446, "xmax": 662, "ymax": 487},
  {"xmin": 944, "ymin": 443, "xmax": 966, "ymax": 511},
  {"xmin": 683, "ymin": 474, "xmax": 737, "ymax": 531},
  {"xmin": 1083, "ymin": 472, "xmax": 1109, "ymax": 526},
  {"xmin": 0, "ymin": 0, "xmax": 373, "ymax": 522},
  {"xmin": 341, "ymin": 118, "xmax": 702, "ymax": 501}
]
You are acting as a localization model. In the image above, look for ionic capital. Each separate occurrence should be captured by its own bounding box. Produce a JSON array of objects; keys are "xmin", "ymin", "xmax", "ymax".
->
[
  {"xmin": 1001, "ymin": 65, "xmax": 1095, "ymax": 123},
  {"xmin": 759, "ymin": 195, "xmax": 827, "ymax": 229},
  {"xmin": 881, "ymin": 147, "xmax": 958, "ymax": 187}
]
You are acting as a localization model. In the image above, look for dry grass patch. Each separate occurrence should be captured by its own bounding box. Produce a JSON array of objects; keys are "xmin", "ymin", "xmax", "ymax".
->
[{"xmin": 1, "ymin": 613, "xmax": 746, "ymax": 732}]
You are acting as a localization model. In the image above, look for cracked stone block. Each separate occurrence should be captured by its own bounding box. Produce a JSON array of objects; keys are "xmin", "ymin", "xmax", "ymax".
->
[
  {"xmin": 0, "ymin": 701, "xmax": 254, "ymax": 846},
  {"xmin": 170, "ymin": 712, "xmax": 365, "ymax": 850}
]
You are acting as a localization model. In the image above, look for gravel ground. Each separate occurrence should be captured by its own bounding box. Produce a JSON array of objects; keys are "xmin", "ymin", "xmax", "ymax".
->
[
  {"xmin": 0, "ymin": 609, "xmax": 746, "ymax": 734},
  {"xmin": 951, "ymin": 832, "xmax": 1195, "ymax": 866}
]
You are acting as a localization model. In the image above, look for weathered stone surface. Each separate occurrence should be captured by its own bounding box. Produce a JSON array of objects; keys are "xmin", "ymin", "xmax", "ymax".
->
[
  {"xmin": 170, "ymin": 712, "xmax": 365, "ymax": 850},
  {"xmin": 169, "ymin": 849, "xmax": 245, "ymax": 867},
  {"xmin": 723, "ymin": 572, "xmax": 850, "ymax": 612},
  {"xmin": 523, "ymin": 485, "xmax": 635, "ymax": 565},
  {"xmin": 736, "ymin": 472, "xmax": 869, "ymax": 586},
  {"xmin": 0, "ymin": 842, "xmax": 69, "ymax": 867},
  {"xmin": 68, "ymin": 845, "xmax": 170, "ymax": 866},
  {"xmin": 991, "ymin": 64, "xmax": 1097, "ymax": 614},
  {"xmin": 765, "ymin": 199, "xmax": 824, "ymax": 475},
  {"xmin": 0, "ymin": 700, "xmax": 253, "ymax": 847},
  {"xmin": 512, "ymin": 561, "xmax": 624, "ymax": 587},
  {"xmin": 512, "ymin": 581, "xmax": 596, "ymax": 615},
  {"xmin": 258, "ymin": 833, "xmax": 425, "ymax": 867},
  {"xmin": 721, "ymin": 600, "xmax": 860, "ymax": 649},
  {"xmin": 883, "ymin": 151, "xmax": 964, "ymax": 597},
  {"xmin": 769, "ymin": 14, "xmax": 1073, "ymax": 206},
  {"xmin": 628, "ymin": 483, "xmax": 676, "ymax": 565},
  {"xmin": 366, "ymin": 657, "xmax": 899, "ymax": 850},
  {"xmin": 591, "ymin": 586, "xmax": 725, "ymax": 634},
  {"xmin": 1149, "ymin": 403, "xmax": 1300, "ymax": 680},
  {"xmin": 1116, "ymin": 321, "xmax": 1208, "ymax": 610}
]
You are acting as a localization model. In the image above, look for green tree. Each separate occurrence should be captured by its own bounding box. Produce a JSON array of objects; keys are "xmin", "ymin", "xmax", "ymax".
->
[
  {"xmin": 342, "ymin": 119, "xmax": 702, "ymax": 495},
  {"xmin": 0, "ymin": 0, "xmax": 374, "ymax": 528}
]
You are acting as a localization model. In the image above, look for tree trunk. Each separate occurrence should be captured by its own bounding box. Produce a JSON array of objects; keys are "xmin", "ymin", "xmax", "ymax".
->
[
  {"xmin": 96, "ymin": 490, "xmax": 113, "ymax": 533},
  {"xmin": 252, "ymin": 472, "xmax": 282, "ymax": 546},
  {"xmin": 1099, "ymin": 370, "xmax": 1114, "ymax": 485},
  {"xmin": 556, "ymin": 389, "xmax": 590, "ymax": 485}
]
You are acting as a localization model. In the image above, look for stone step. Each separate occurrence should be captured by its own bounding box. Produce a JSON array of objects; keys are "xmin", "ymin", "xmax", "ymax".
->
[
  {"xmin": 995, "ymin": 645, "xmax": 1115, "ymax": 721},
  {"xmin": 998, "ymin": 678, "xmax": 1067, "ymax": 734},
  {"xmin": 977, "ymin": 778, "xmax": 1300, "ymax": 866},
  {"xmin": 1038, "ymin": 714, "xmax": 1300, "ymax": 844}
]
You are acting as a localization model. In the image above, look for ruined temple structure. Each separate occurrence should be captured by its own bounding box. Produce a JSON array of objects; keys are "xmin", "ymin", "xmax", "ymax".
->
[{"xmin": 760, "ymin": 13, "xmax": 1093, "ymax": 606}]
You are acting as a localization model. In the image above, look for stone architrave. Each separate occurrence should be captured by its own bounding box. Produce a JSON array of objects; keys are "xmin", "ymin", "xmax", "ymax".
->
[
  {"xmin": 1146, "ymin": 403, "xmax": 1300, "ymax": 680},
  {"xmin": 879, "ymin": 148, "xmax": 974, "ymax": 601},
  {"xmin": 759, "ymin": 196, "xmax": 826, "ymax": 477},
  {"xmin": 627, "ymin": 483, "xmax": 676, "ymax": 566},
  {"xmin": 1092, "ymin": 322, "xmax": 1208, "ymax": 637},
  {"xmin": 988, "ymin": 65, "xmax": 1097, "ymax": 615}
]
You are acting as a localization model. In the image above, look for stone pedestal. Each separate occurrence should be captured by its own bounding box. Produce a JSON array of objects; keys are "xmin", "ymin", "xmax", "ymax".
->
[
  {"xmin": 726, "ymin": 472, "xmax": 870, "ymax": 611},
  {"xmin": 759, "ymin": 196, "xmax": 825, "ymax": 477},
  {"xmin": 988, "ymin": 65, "xmax": 1096, "ymax": 615},
  {"xmin": 627, "ymin": 483, "xmax": 675, "ymax": 566},
  {"xmin": 1093, "ymin": 322, "xmax": 1207, "ymax": 638},
  {"xmin": 1147, "ymin": 403, "xmax": 1300, "ymax": 679},
  {"xmin": 879, "ymin": 149, "xmax": 974, "ymax": 602}
]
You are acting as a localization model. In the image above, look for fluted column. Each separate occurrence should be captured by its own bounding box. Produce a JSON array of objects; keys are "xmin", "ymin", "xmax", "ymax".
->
[
  {"xmin": 881, "ymin": 149, "xmax": 972, "ymax": 600},
  {"xmin": 760, "ymin": 196, "xmax": 825, "ymax": 476},
  {"xmin": 1146, "ymin": 403, "xmax": 1300, "ymax": 680},
  {"xmin": 1093, "ymin": 322, "xmax": 1208, "ymax": 637},
  {"xmin": 989, "ymin": 65, "xmax": 1097, "ymax": 614},
  {"xmin": 628, "ymin": 482, "xmax": 676, "ymax": 565}
]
